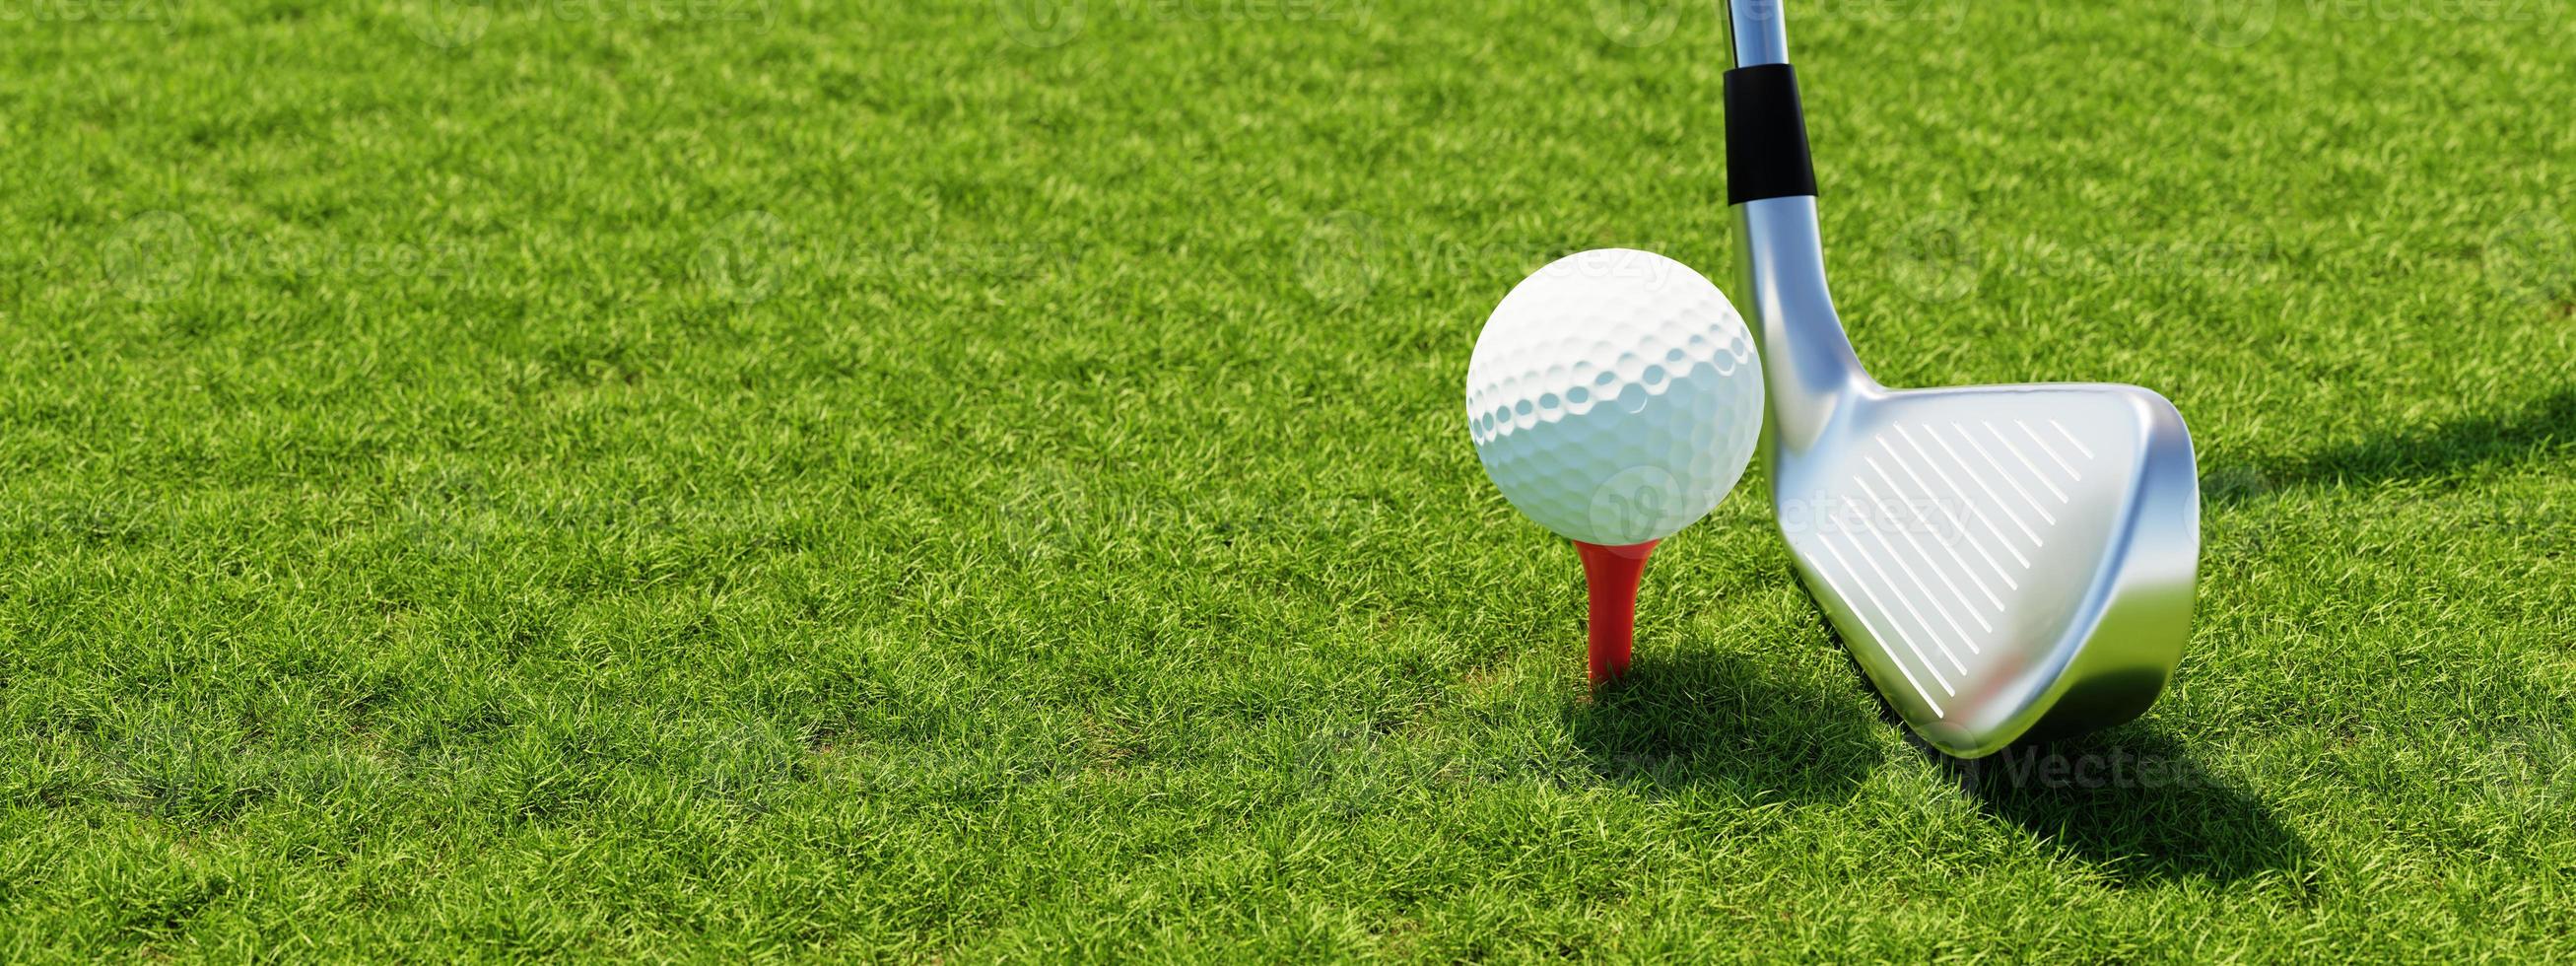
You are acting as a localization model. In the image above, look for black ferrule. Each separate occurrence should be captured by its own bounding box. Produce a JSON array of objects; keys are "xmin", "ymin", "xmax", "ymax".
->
[{"xmin": 1724, "ymin": 64, "xmax": 1817, "ymax": 204}]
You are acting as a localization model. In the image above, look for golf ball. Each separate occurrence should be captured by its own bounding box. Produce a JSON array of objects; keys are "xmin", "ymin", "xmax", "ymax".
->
[{"xmin": 1465, "ymin": 249, "xmax": 1763, "ymax": 546}]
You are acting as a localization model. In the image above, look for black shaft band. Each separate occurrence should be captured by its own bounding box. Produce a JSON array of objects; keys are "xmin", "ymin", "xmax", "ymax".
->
[{"xmin": 1724, "ymin": 64, "xmax": 1816, "ymax": 205}]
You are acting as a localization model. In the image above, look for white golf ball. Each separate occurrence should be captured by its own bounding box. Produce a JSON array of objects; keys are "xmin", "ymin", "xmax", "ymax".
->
[{"xmin": 1465, "ymin": 248, "xmax": 1764, "ymax": 546}]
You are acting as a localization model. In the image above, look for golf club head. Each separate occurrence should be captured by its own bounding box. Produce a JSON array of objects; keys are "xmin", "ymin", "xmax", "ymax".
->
[
  {"xmin": 1719, "ymin": 3, "xmax": 2198, "ymax": 758},
  {"xmin": 1737, "ymin": 197, "xmax": 2199, "ymax": 759}
]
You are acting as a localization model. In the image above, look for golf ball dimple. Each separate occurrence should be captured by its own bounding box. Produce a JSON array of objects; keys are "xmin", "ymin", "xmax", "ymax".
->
[{"xmin": 1465, "ymin": 249, "xmax": 1764, "ymax": 546}]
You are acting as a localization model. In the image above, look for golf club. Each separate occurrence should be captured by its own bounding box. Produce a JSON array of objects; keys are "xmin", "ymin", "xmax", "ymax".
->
[{"xmin": 1724, "ymin": 0, "xmax": 2201, "ymax": 757}]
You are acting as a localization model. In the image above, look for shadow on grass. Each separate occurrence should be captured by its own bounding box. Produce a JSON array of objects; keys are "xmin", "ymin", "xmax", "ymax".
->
[
  {"xmin": 2207, "ymin": 386, "xmax": 2576, "ymax": 504},
  {"xmin": 1570, "ymin": 648, "xmax": 1882, "ymax": 804},
  {"xmin": 1923, "ymin": 724, "xmax": 2309, "ymax": 885},
  {"xmin": 1806, "ymin": 593, "xmax": 2306, "ymax": 885}
]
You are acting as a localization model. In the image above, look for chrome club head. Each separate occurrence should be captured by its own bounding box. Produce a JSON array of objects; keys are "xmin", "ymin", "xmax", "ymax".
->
[{"xmin": 1724, "ymin": 3, "xmax": 2199, "ymax": 757}]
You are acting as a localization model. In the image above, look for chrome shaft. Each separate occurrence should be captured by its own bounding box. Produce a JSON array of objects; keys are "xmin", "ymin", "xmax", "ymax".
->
[{"xmin": 1727, "ymin": 0, "xmax": 1790, "ymax": 68}]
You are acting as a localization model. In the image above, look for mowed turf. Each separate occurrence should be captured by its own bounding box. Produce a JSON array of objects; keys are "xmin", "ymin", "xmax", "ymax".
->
[{"xmin": 3, "ymin": 0, "xmax": 2572, "ymax": 958}]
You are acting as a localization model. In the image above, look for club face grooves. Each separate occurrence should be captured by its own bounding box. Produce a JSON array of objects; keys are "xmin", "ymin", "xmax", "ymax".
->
[
  {"xmin": 1775, "ymin": 387, "xmax": 2198, "ymax": 757},
  {"xmin": 1730, "ymin": 198, "xmax": 2201, "ymax": 759}
]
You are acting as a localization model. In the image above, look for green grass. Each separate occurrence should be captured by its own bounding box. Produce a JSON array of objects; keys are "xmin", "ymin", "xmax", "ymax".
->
[{"xmin": 4, "ymin": 0, "xmax": 2574, "ymax": 958}]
